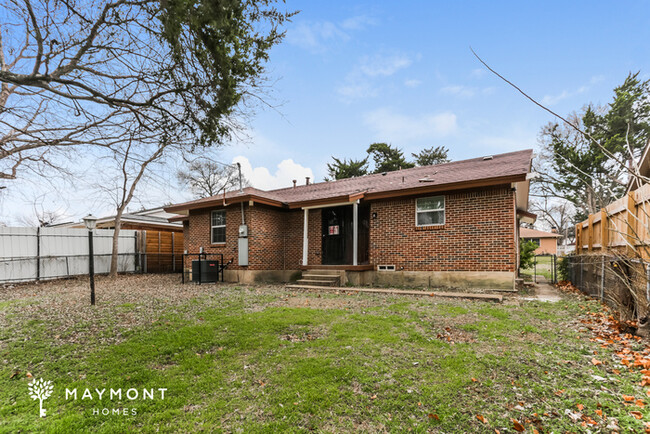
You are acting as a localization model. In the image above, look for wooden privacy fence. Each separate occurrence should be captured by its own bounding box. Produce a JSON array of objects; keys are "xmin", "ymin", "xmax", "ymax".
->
[
  {"xmin": 576, "ymin": 182, "xmax": 650, "ymax": 259},
  {"xmin": 139, "ymin": 230, "xmax": 184, "ymax": 273},
  {"xmin": 0, "ymin": 228, "xmax": 184, "ymax": 283}
]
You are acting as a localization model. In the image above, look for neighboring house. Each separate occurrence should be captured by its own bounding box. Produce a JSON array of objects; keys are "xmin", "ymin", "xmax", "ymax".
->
[
  {"xmin": 165, "ymin": 150, "xmax": 535, "ymax": 290},
  {"xmin": 55, "ymin": 207, "xmax": 184, "ymax": 273},
  {"xmin": 56, "ymin": 207, "xmax": 182, "ymax": 232},
  {"xmin": 520, "ymin": 227, "xmax": 561, "ymax": 255}
]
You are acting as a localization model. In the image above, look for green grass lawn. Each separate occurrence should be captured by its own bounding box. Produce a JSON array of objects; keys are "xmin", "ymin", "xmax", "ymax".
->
[{"xmin": 1, "ymin": 275, "xmax": 649, "ymax": 432}]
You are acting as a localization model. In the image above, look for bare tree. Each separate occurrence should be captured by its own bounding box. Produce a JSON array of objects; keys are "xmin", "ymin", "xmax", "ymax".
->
[
  {"xmin": 0, "ymin": 0, "xmax": 294, "ymax": 186},
  {"xmin": 529, "ymin": 197, "xmax": 575, "ymax": 243},
  {"xmin": 472, "ymin": 48, "xmax": 650, "ymax": 327},
  {"xmin": 177, "ymin": 159, "xmax": 250, "ymax": 199},
  {"xmin": 1, "ymin": 0, "xmax": 293, "ymax": 277},
  {"xmin": 91, "ymin": 132, "xmax": 169, "ymax": 277}
]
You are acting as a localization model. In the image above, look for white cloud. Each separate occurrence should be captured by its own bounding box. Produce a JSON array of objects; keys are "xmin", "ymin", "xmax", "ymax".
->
[
  {"xmin": 363, "ymin": 108, "xmax": 458, "ymax": 142},
  {"xmin": 404, "ymin": 79, "xmax": 422, "ymax": 88},
  {"xmin": 441, "ymin": 85, "xmax": 495, "ymax": 98},
  {"xmin": 441, "ymin": 85, "xmax": 476, "ymax": 98},
  {"xmin": 340, "ymin": 15, "xmax": 377, "ymax": 30},
  {"xmin": 337, "ymin": 53, "xmax": 416, "ymax": 102},
  {"xmin": 358, "ymin": 54, "xmax": 412, "ymax": 77},
  {"xmin": 470, "ymin": 68, "xmax": 487, "ymax": 79},
  {"xmin": 287, "ymin": 15, "xmax": 377, "ymax": 53},
  {"xmin": 286, "ymin": 21, "xmax": 348, "ymax": 52},
  {"xmin": 337, "ymin": 82, "xmax": 378, "ymax": 100},
  {"xmin": 233, "ymin": 156, "xmax": 314, "ymax": 191},
  {"xmin": 541, "ymin": 75, "xmax": 605, "ymax": 106}
]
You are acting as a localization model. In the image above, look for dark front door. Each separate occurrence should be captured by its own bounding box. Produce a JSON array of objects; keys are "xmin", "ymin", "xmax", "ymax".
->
[
  {"xmin": 321, "ymin": 205, "xmax": 370, "ymax": 265},
  {"xmin": 322, "ymin": 206, "xmax": 348, "ymax": 265}
]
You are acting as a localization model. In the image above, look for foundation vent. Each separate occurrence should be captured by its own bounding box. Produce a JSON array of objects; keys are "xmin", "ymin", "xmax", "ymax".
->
[{"xmin": 377, "ymin": 265, "xmax": 396, "ymax": 271}]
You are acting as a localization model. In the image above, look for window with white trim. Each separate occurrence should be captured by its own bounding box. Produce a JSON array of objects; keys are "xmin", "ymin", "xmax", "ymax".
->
[
  {"xmin": 211, "ymin": 210, "xmax": 226, "ymax": 243},
  {"xmin": 416, "ymin": 196, "xmax": 445, "ymax": 226}
]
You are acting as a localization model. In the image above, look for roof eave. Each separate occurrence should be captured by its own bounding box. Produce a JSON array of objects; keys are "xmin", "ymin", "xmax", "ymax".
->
[
  {"xmin": 164, "ymin": 194, "xmax": 287, "ymax": 214},
  {"xmin": 288, "ymin": 191, "xmax": 367, "ymax": 209}
]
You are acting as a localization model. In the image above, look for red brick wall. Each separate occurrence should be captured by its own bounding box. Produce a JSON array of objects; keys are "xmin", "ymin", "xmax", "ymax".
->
[
  {"xmin": 184, "ymin": 186, "xmax": 516, "ymax": 272},
  {"xmin": 369, "ymin": 187, "xmax": 516, "ymax": 272},
  {"xmin": 183, "ymin": 205, "xmax": 323, "ymax": 270},
  {"xmin": 184, "ymin": 206, "xmax": 246, "ymax": 270}
]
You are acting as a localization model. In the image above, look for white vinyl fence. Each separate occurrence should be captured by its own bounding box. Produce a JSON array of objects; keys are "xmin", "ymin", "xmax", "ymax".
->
[{"xmin": 0, "ymin": 227, "xmax": 139, "ymax": 283}]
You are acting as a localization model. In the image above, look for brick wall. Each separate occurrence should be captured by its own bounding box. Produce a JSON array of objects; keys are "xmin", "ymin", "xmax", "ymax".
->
[
  {"xmin": 184, "ymin": 186, "xmax": 516, "ymax": 273},
  {"xmin": 369, "ymin": 187, "xmax": 516, "ymax": 272},
  {"xmin": 184, "ymin": 206, "xmax": 246, "ymax": 270},
  {"xmin": 183, "ymin": 205, "xmax": 322, "ymax": 270}
]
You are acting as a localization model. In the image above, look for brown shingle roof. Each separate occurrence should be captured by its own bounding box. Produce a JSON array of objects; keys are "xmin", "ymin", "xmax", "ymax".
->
[
  {"xmin": 520, "ymin": 227, "xmax": 562, "ymax": 238},
  {"xmin": 165, "ymin": 149, "xmax": 533, "ymax": 213}
]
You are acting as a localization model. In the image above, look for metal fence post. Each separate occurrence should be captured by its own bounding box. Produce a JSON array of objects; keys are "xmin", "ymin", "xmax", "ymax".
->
[
  {"xmin": 134, "ymin": 231, "xmax": 140, "ymax": 272},
  {"xmin": 36, "ymin": 227, "xmax": 41, "ymax": 281},
  {"xmin": 143, "ymin": 231, "xmax": 147, "ymax": 273},
  {"xmin": 601, "ymin": 255, "xmax": 605, "ymax": 301}
]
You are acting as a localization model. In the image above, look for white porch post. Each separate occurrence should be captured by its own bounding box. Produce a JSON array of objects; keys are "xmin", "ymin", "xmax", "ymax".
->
[
  {"xmin": 352, "ymin": 200, "xmax": 358, "ymax": 266},
  {"xmin": 302, "ymin": 208, "xmax": 309, "ymax": 266}
]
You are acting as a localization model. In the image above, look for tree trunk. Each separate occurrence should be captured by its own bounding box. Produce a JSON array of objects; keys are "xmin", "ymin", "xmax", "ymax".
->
[{"xmin": 109, "ymin": 207, "xmax": 126, "ymax": 278}]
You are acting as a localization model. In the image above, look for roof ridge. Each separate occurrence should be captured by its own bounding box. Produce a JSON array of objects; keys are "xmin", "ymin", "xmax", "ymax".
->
[
  {"xmin": 165, "ymin": 149, "xmax": 533, "ymax": 212},
  {"xmin": 269, "ymin": 149, "xmax": 533, "ymax": 194}
]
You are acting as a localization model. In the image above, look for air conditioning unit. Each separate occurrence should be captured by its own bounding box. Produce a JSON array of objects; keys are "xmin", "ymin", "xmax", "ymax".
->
[{"xmin": 191, "ymin": 260, "xmax": 219, "ymax": 283}]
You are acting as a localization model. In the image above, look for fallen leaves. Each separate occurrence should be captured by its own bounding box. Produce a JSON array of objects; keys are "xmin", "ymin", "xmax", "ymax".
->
[
  {"xmin": 511, "ymin": 418, "xmax": 525, "ymax": 432},
  {"xmin": 476, "ymin": 414, "xmax": 487, "ymax": 424},
  {"xmin": 591, "ymin": 357, "xmax": 602, "ymax": 366}
]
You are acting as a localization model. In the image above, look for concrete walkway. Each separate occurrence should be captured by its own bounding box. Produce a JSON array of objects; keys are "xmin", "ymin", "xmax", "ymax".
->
[
  {"xmin": 523, "ymin": 276, "xmax": 563, "ymax": 303},
  {"xmin": 285, "ymin": 284, "xmax": 503, "ymax": 302}
]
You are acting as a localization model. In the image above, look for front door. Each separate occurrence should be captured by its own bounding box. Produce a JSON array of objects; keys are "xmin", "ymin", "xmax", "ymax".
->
[
  {"xmin": 321, "ymin": 205, "xmax": 370, "ymax": 265},
  {"xmin": 322, "ymin": 206, "xmax": 348, "ymax": 265}
]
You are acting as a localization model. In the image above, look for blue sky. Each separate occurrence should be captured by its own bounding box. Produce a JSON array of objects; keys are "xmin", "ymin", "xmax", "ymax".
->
[
  {"xmin": 223, "ymin": 0, "xmax": 650, "ymax": 187},
  {"xmin": 3, "ymin": 0, "xmax": 650, "ymax": 223}
]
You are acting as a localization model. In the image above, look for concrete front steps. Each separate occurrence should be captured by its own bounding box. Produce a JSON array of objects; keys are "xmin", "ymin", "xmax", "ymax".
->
[{"xmin": 293, "ymin": 270, "xmax": 341, "ymax": 288}]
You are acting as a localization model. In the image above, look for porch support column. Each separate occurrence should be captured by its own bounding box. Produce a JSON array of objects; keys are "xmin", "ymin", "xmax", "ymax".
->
[
  {"xmin": 353, "ymin": 200, "xmax": 358, "ymax": 266},
  {"xmin": 302, "ymin": 208, "xmax": 309, "ymax": 266}
]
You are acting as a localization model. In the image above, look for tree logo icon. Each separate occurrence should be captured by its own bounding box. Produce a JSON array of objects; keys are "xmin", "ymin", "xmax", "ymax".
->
[{"xmin": 28, "ymin": 378, "xmax": 53, "ymax": 417}]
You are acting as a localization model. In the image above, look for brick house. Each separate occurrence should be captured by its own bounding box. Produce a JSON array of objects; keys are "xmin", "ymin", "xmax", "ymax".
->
[{"xmin": 165, "ymin": 149, "xmax": 535, "ymax": 289}]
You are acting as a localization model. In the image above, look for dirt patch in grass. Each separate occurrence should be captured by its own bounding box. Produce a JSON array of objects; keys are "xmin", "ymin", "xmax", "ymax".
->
[
  {"xmin": 0, "ymin": 274, "xmax": 277, "ymax": 348},
  {"xmin": 280, "ymin": 324, "xmax": 326, "ymax": 343}
]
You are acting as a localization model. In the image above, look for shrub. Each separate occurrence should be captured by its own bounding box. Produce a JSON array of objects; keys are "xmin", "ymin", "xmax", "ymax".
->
[
  {"xmin": 519, "ymin": 240, "xmax": 538, "ymax": 270},
  {"xmin": 557, "ymin": 254, "xmax": 572, "ymax": 281}
]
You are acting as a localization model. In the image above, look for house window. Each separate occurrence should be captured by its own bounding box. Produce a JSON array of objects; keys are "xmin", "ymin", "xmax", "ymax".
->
[
  {"xmin": 416, "ymin": 196, "xmax": 445, "ymax": 226},
  {"xmin": 523, "ymin": 238, "xmax": 540, "ymax": 247},
  {"xmin": 211, "ymin": 210, "xmax": 226, "ymax": 243}
]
